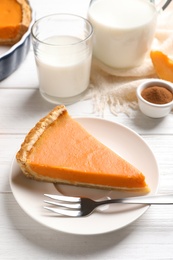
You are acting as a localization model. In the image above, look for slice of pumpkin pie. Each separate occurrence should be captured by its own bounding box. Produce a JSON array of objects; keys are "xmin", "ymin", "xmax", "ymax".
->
[{"xmin": 16, "ymin": 105, "xmax": 149, "ymax": 192}]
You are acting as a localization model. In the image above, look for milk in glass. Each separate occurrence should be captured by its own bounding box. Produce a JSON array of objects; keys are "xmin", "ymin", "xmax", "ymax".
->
[{"xmin": 36, "ymin": 35, "xmax": 92, "ymax": 100}]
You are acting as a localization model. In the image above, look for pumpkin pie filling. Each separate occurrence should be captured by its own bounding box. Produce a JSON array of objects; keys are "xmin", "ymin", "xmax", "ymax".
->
[
  {"xmin": 0, "ymin": 0, "xmax": 31, "ymax": 45},
  {"xmin": 16, "ymin": 105, "xmax": 149, "ymax": 192},
  {"xmin": 0, "ymin": 0, "xmax": 22, "ymax": 39}
]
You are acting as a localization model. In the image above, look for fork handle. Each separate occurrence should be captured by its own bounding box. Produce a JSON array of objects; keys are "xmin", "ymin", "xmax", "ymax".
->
[{"xmin": 97, "ymin": 193, "xmax": 173, "ymax": 206}]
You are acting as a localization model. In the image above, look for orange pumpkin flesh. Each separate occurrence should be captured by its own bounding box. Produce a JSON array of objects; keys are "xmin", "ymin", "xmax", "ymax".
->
[{"xmin": 150, "ymin": 50, "xmax": 173, "ymax": 82}]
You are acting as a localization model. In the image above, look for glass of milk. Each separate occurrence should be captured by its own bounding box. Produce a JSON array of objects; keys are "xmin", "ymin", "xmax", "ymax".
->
[
  {"xmin": 88, "ymin": 0, "xmax": 171, "ymax": 69},
  {"xmin": 31, "ymin": 14, "xmax": 93, "ymax": 105}
]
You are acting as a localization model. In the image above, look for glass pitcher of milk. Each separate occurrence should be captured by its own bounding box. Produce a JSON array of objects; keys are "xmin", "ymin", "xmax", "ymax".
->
[{"xmin": 88, "ymin": 0, "xmax": 172, "ymax": 69}]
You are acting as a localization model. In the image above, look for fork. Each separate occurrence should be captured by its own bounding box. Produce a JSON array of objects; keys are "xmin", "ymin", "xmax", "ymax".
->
[{"xmin": 44, "ymin": 193, "xmax": 173, "ymax": 217}]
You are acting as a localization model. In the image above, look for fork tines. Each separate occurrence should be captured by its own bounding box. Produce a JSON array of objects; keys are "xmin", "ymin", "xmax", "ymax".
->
[
  {"xmin": 43, "ymin": 194, "xmax": 82, "ymax": 217},
  {"xmin": 44, "ymin": 194, "xmax": 80, "ymax": 202}
]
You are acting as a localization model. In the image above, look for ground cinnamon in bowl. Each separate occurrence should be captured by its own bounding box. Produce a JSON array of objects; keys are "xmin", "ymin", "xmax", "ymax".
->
[
  {"xmin": 141, "ymin": 86, "xmax": 173, "ymax": 104},
  {"xmin": 137, "ymin": 79, "xmax": 173, "ymax": 118}
]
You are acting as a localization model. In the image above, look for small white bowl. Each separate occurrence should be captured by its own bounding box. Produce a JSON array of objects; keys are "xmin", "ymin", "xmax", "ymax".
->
[{"xmin": 136, "ymin": 79, "xmax": 173, "ymax": 118}]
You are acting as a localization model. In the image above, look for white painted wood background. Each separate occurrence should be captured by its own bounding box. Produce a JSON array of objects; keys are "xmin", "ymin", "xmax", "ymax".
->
[{"xmin": 0, "ymin": 0, "xmax": 173, "ymax": 259}]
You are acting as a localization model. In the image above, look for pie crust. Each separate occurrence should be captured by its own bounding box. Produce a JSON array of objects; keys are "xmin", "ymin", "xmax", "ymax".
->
[{"xmin": 16, "ymin": 105, "xmax": 66, "ymax": 179}]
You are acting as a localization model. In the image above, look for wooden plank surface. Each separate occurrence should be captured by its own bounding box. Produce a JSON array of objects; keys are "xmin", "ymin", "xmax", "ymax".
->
[{"xmin": 1, "ymin": 0, "xmax": 173, "ymax": 259}]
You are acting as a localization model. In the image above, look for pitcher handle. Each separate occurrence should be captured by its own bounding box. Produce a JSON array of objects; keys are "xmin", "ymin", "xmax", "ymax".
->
[{"xmin": 160, "ymin": 0, "xmax": 172, "ymax": 10}]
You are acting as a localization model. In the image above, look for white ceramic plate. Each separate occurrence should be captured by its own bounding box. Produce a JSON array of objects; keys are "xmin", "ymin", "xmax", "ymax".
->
[{"xmin": 10, "ymin": 117, "xmax": 159, "ymax": 235}]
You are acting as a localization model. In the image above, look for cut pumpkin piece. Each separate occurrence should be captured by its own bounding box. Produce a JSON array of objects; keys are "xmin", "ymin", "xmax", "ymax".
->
[
  {"xmin": 16, "ymin": 105, "xmax": 149, "ymax": 193},
  {"xmin": 150, "ymin": 50, "xmax": 173, "ymax": 82}
]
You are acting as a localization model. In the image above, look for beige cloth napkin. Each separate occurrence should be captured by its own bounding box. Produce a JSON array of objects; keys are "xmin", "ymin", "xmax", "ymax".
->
[{"xmin": 86, "ymin": 2, "xmax": 173, "ymax": 116}]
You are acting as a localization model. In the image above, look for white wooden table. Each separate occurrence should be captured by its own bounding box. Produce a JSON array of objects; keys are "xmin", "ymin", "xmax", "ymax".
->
[{"xmin": 1, "ymin": 0, "xmax": 173, "ymax": 259}]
